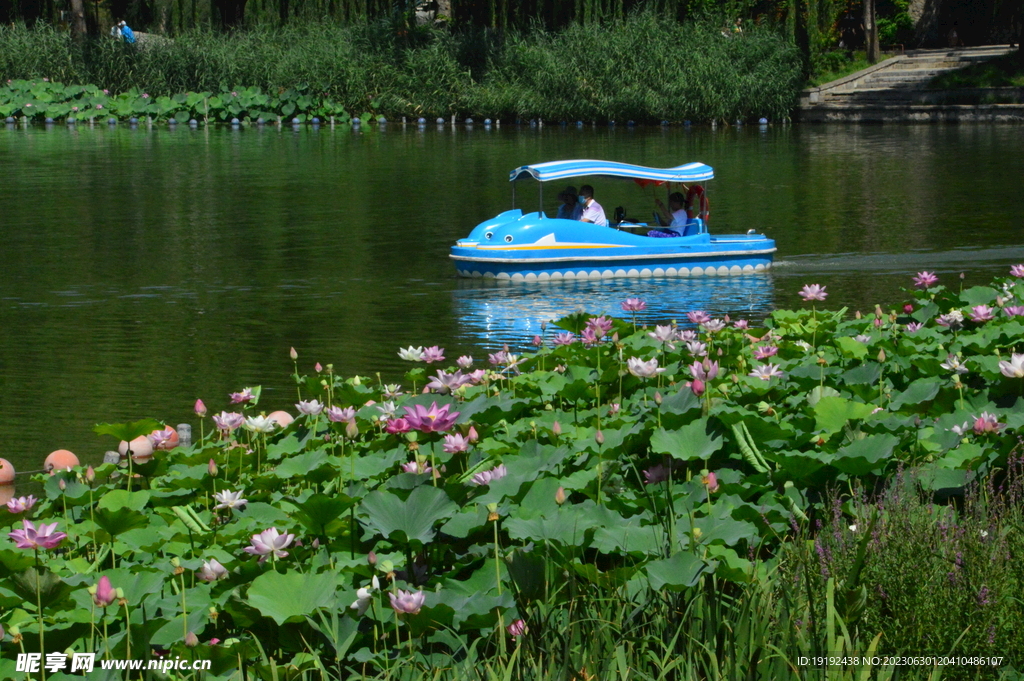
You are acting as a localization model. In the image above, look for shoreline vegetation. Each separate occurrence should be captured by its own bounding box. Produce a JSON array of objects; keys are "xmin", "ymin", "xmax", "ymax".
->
[
  {"xmin": 1, "ymin": 17, "xmax": 804, "ymax": 124},
  {"xmin": 2, "ymin": 270, "xmax": 1024, "ymax": 679}
]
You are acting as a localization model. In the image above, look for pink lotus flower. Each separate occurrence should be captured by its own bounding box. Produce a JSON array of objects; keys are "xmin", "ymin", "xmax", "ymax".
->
[
  {"xmin": 532, "ymin": 335, "xmax": 543, "ymax": 347},
  {"xmin": 1004, "ymin": 306, "xmax": 1024, "ymax": 317},
  {"xmin": 733, "ymin": 319, "xmax": 749, "ymax": 330},
  {"xmin": 426, "ymin": 370, "xmax": 472, "ymax": 394},
  {"xmin": 644, "ymin": 464, "xmax": 669, "ymax": 485},
  {"xmin": 507, "ymin": 618, "xmax": 528, "ymax": 638},
  {"xmin": 141, "ymin": 93, "xmax": 149, "ymax": 98},
  {"xmin": 799, "ymin": 284, "xmax": 827, "ymax": 301},
  {"xmin": 553, "ymin": 332, "xmax": 576, "ymax": 346},
  {"xmin": 621, "ymin": 298, "xmax": 646, "ymax": 312},
  {"xmin": 753, "ymin": 345, "xmax": 778, "ymax": 360},
  {"xmin": 6, "ymin": 495, "xmax": 37, "ymax": 514},
  {"xmin": 213, "ymin": 411, "xmax": 245, "ymax": 432},
  {"xmin": 92, "ymin": 575, "xmax": 117, "ymax": 607},
  {"xmin": 194, "ymin": 399, "xmax": 207, "ymax": 417},
  {"xmin": 580, "ymin": 328, "xmax": 600, "ymax": 346},
  {"xmin": 402, "ymin": 460, "xmax": 432, "ymax": 474},
  {"xmin": 686, "ymin": 340, "xmax": 707, "ymax": 356},
  {"xmin": 229, "ymin": 388, "xmax": 254, "ymax": 404},
  {"xmin": 470, "ymin": 464, "xmax": 507, "ymax": 486},
  {"xmin": 1010, "ymin": 264, "xmax": 1024, "ymax": 278},
  {"xmin": 608, "ymin": 403, "xmax": 620, "ymax": 415},
  {"xmin": 102, "ymin": 88, "xmax": 109, "ymax": 95},
  {"xmin": 489, "ymin": 350, "xmax": 510, "ymax": 365},
  {"xmin": 648, "ymin": 325, "xmax": 677, "ymax": 348},
  {"xmin": 149, "ymin": 427, "xmax": 175, "ymax": 448},
  {"xmin": 701, "ymin": 471, "xmax": 719, "ymax": 493},
  {"xmin": 749, "ymin": 363, "xmax": 784, "ymax": 380},
  {"xmin": 8, "ymin": 519, "xmax": 67, "ymax": 550},
  {"xmin": 95, "ymin": 104, "xmax": 103, "ymax": 109},
  {"xmin": 389, "ymin": 589, "xmax": 426, "ymax": 615},
  {"xmin": 970, "ymin": 305, "xmax": 995, "ymax": 322},
  {"xmin": 456, "ymin": 355, "xmax": 473, "ymax": 368},
  {"xmin": 443, "ymin": 433, "xmax": 469, "ymax": 453},
  {"xmin": 585, "ymin": 316, "xmax": 614, "ymax": 338},
  {"xmin": 296, "ymin": 400, "xmax": 324, "ymax": 416},
  {"xmin": 327, "ymin": 406, "xmax": 356, "ymax": 423},
  {"xmin": 677, "ymin": 329, "xmax": 698, "ymax": 342},
  {"xmin": 244, "ymin": 528, "xmax": 295, "ymax": 561},
  {"xmin": 628, "ymin": 357, "xmax": 665, "ymax": 379},
  {"xmin": 689, "ymin": 360, "xmax": 719, "ymax": 382},
  {"xmin": 403, "ymin": 402, "xmax": 460, "ymax": 433},
  {"xmin": 385, "ymin": 417, "xmax": 411, "ymax": 434},
  {"xmin": 905, "ymin": 322, "xmax": 923, "ymax": 332},
  {"xmin": 936, "ymin": 310, "xmax": 964, "ymax": 328},
  {"xmin": 972, "ymin": 412, "xmax": 1002, "ymax": 435},
  {"xmin": 912, "ymin": 271, "xmax": 938, "ymax": 289},
  {"xmin": 687, "ymin": 310, "xmax": 711, "ymax": 325},
  {"xmin": 422, "ymin": 346, "xmax": 446, "ymax": 364},
  {"xmin": 702, "ymin": 319, "xmax": 727, "ymax": 333},
  {"xmin": 903, "ymin": 303, "xmax": 914, "ymax": 313},
  {"xmin": 197, "ymin": 558, "xmax": 228, "ymax": 583},
  {"xmin": 998, "ymin": 354, "xmax": 1024, "ymax": 378}
]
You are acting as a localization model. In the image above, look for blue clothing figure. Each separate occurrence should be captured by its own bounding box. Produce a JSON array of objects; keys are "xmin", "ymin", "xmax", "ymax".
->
[
  {"xmin": 555, "ymin": 186, "xmax": 582, "ymax": 220},
  {"xmin": 118, "ymin": 21, "xmax": 136, "ymax": 43}
]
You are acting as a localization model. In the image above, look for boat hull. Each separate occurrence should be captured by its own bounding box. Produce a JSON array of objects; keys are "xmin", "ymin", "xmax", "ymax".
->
[{"xmin": 450, "ymin": 212, "xmax": 775, "ymax": 281}]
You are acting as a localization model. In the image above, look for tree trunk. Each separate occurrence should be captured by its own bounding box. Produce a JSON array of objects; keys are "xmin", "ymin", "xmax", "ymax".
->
[
  {"xmin": 69, "ymin": 0, "xmax": 88, "ymax": 41},
  {"xmin": 864, "ymin": 0, "xmax": 879, "ymax": 63}
]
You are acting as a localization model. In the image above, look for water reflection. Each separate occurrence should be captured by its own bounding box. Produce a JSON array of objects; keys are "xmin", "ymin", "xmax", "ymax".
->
[{"xmin": 452, "ymin": 275, "xmax": 775, "ymax": 347}]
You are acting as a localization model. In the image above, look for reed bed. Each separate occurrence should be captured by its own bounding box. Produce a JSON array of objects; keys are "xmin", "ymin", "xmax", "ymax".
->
[{"xmin": 0, "ymin": 14, "xmax": 801, "ymax": 122}]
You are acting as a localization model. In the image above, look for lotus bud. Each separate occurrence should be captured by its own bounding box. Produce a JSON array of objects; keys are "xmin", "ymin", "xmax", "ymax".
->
[
  {"xmin": 690, "ymin": 378, "xmax": 705, "ymax": 397},
  {"xmin": 208, "ymin": 459, "xmax": 217, "ymax": 476},
  {"xmin": 874, "ymin": 317, "xmax": 883, "ymax": 328},
  {"xmin": 195, "ymin": 399, "xmax": 207, "ymax": 417},
  {"xmin": 315, "ymin": 362, "xmax": 323, "ymax": 372},
  {"xmin": 877, "ymin": 349, "xmax": 886, "ymax": 362},
  {"xmin": 595, "ymin": 430, "xmax": 604, "ymax": 445},
  {"xmin": 724, "ymin": 314, "xmax": 731, "ymax": 322},
  {"xmin": 552, "ymin": 421, "xmax": 562, "ymax": 436},
  {"xmin": 855, "ymin": 311, "xmax": 862, "ymax": 319},
  {"xmin": 654, "ymin": 391, "xmax": 662, "ymax": 405},
  {"xmin": 346, "ymin": 420, "xmax": 359, "ymax": 439},
  {"xmin": 290, "ymin": 347, "xmax": 298, "ymax": 360},
  {"xmin": 368, "ymin": 551, "xmax": 378, "ymax": 565},
  {"xmin": 731, "ymin": 373, "xmax": 739, "ymax": 383},
  {"xmin": 960, "ymin": 272, "xmax": 965, "ymax": 280},
  {"xmin": 717, "ymin": 347, "xmax": 723, "ymax": 357},
  {"xmin": 85, "ymin": 465, "xmax": 95, "ymax": 483},
  {"xmin": 58, "ymin": 479, "xmax": 66, "ymax": 491},
  {"xmin": 611, "ymin": 332, "xmax": 619, "ymax": 343},
  {"xmin": 904, "ymin": 303, "xmax": 914, "ymax": 313},
  {"xmin": 532, "ymin": 335, "xmax": 542, "ymax": 347},
  {"xmin": 541, "ymin": 321, "xmax": 548, "ymax": 332},
  {"xmin": 0, "ymin": 624, "xmax": 4, "ymax": 641},
  {"xmin": 467, "ymin": 426, "xmax": 479, "ymax": 442},
  {"xmin": 352, "ymin": 375, "xmax": 361, "ymax": 386},
  {"xmin": 555, "ymin": 487, "xmax": 566, "ymax": 505},
  {"xmin": 184, "ymin": 631, "xmax": 199, "ymax": 648}
]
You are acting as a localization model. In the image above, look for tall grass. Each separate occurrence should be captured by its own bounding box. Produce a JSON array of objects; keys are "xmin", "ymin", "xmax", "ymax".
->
[{"xmin": 0, "ymin": 14, "xmax": 801, "ymax": 122}]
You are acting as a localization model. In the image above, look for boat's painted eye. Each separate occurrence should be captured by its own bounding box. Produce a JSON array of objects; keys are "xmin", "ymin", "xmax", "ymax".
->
[
  {"xmin": 504, "ymin": 235, "xmax": 514, "ymax": 243},
  {"xmin": 484, "ymin": 232, "xmax": 493, "ymax": 240}
]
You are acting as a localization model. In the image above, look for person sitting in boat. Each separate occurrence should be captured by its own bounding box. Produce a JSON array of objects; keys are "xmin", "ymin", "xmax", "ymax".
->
[
  {"xmin": 556, "ymin": 186, "xmax": 582, "ymax": 220},
  {"xmin": 655, "ymin": 192, "xmax": 691, "ymax": 229},
  {"xmin": 577, "ymin": 185, "xmax": 608, "ymax": 227}
]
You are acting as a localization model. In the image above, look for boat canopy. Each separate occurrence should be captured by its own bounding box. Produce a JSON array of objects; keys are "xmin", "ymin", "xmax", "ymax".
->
[{"xmin": 509, "ymin": 160, "xmax": 714, "ymax": 184}]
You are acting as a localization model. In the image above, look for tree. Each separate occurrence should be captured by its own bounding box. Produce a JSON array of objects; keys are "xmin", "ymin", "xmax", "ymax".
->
[
  {"xmin": 863, "ymin": 0, "xmax": 879, "ymax": 62},
  {"xmin": 69, "ymin": 0, "xmax": 89, "ymax": 40}
]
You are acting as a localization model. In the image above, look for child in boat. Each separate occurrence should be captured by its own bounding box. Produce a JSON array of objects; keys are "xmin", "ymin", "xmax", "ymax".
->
[{"xmin": 556, "ymin": 186, "xmax": 582, "ymax": 220}]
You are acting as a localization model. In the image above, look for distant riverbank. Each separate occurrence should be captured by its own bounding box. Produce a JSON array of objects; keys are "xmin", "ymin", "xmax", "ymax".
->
[{"xmin": 0, "ymin": 16, "xmax": 802, "ymax": 124}]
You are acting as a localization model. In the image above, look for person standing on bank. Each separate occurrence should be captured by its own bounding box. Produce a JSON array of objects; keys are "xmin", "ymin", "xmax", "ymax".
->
[
  {"xmin": 116, "ymin": 21, "xmax": 136, "ymax": 43},
  {"xmin": 577, "ymin": 185, "xmax": 608, "ymax": 227}
]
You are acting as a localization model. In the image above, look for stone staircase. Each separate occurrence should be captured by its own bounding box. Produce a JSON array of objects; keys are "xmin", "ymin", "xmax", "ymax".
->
[{"xmin": 799, "ymin": 45, "xmax": 1023, "ymax": 122}]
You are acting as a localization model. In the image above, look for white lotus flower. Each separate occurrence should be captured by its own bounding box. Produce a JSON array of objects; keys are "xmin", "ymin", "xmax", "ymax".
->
[
  {"xmin": 998, "ymin": 353, "xmax": 1024, "ymax": 378},
  {"xmin": 213, "ymin": 490, "xmax": 248, "ymax": 510},
  {"xmin": 398, "ymin": 346, "xmax": 425, "ymax": 362},
  {"xmin": 244, "ymin": 415, "xmax": 277, "ymax": 433}
]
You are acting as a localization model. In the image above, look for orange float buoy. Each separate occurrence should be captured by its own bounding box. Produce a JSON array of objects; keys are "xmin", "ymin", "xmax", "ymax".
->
[
  {"xmin": 45, "ymin": 449, "xmax": 80, "ymax": 474},
  {"xmin": 118, "ymin": 436, "xmax": 154, "ymax": 462},
  {"xmin": 0, "ymin": 457, "xmax": 15, "ymax": 484},
  {"xmin": 151, "ymin": 426, "xmax": 180, "ymax": 450},
  {"xmin": 268, "ymin": 410, "xmax": 294, "ymax": 427}
]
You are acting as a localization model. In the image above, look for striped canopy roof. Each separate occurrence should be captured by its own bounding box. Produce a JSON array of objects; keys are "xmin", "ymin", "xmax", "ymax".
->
[{"xmin": 509, "ymin": 160, "xmax": 714, "ymax": 183}]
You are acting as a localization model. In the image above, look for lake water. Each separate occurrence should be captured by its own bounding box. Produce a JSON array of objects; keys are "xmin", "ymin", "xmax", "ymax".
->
[{"xmin": 2, "ymin": 121, "xmax": 1023, "ymax": 481}]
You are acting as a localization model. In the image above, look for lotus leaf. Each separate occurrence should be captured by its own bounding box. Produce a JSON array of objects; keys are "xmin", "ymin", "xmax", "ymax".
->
[
  {"xmin": 359, "ymin": 485, "xmax": 457, "ymax": 546},
  {"xmin": 645, "ymin": 551, "xmax": 714, "ymax": 590},
  {"xmin": 651, "ymin": 418, "xmax": 723, "ymax": 461}
]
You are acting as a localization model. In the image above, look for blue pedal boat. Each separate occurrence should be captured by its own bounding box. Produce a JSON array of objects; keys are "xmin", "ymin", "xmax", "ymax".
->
[{"xmin": 450, "ymin": 159, "xmax": 776, "ymax": 282}]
